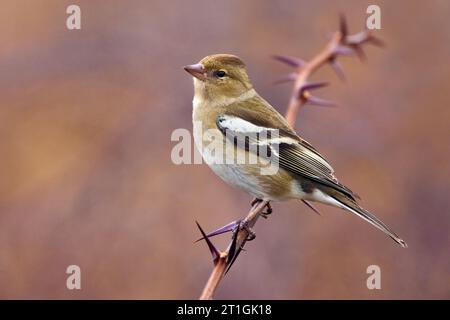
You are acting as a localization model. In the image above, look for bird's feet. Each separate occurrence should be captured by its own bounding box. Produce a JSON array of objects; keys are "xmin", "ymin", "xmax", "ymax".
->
[
  {"xmin": 238, "ymin": 220, "xmax": 256, "ymax": 241},
  {"xmin": 251, "ymin": 198, "xmax": 272, "ymax": 219},
  {"xmin": 240, "ymin": 199, "xmax": 273, "ymax": 240},
  {"xmin": 250, "ymin": 198, "xmax": 261, "ymax": 207},
  {"xmin": 260, "ymin": 202, "xmax": 272, "ymax": 218}
]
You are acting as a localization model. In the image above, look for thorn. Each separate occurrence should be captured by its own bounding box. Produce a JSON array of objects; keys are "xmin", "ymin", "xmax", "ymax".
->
[
  {"xmin": 194, "ymin": 220, "xmax": 240, "ymax": 243},
  {"xmin": 346, "ymin": 30, "xmax": 385, "ymax": 48},
  {"xmin": 300, "ymin": 81, "xmax": 330, "ymax": 92},
  {"xmin": 251, "ymin": 198, "xmax": 262, "ymax": 207},
  {"xmin": 273, "ymin": 72, "xmax": 297, "ymax": 85},
  {"xmin": 305, "ymin": 94, "xmax": 337, "ymax": 107},
  {"xmin": 333, "ymin": 45, "xmax": 354, "ymax": 56},
  {"xmin": 225, "ymin": 246, "xmax": 242, "ymax": 275},
  {"xmin": 329, "ymin": 58, "xmax": 346, "ymax": 81},
  {"xmin": 339, "ymin": 14, "xmax": 348, "ymax": 38},
  {"xmin": 225, "ymin": 227, "xmax": 246, "ymax": 274},
  {"xmin": 272, "ymin": 55, "xmax": 305, "ymax": 68},
  {"xmin": 301, "ymin": 200, "xmax": 322, "ymax": 216},
  {"xmin": 195, "ymin": 221, "xmax": 220, "ymax": 265},
  {"xmin": 344, "ymin": 30, "xmax": 384, "ymax": 62},
  {"xmin": 355, "ymin": 45, "xmax": 368, "ymax": 62},
  {"xmin": 225, "ymin": 218, "xmax": 257, "ymax": 274},
  {"xmin": 226, "ymin": 226, "xmax": 240, "ymax": 273},
  {"xmin": 367, "ymin": 34, "xmax": 385, "ymax": 48}
]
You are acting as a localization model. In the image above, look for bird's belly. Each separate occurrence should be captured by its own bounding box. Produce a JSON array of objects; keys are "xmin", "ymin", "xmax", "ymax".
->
[
  {"xmin": 193, "ymin": 114, "xmax": 294, "ymax": 201},
  {"xmin": 199, "ymin": 140, "xmax": 294, "ymax": 201},
  {"xmin": 207, "ymin": 162, "xmax": 270, "ymax": 199}
]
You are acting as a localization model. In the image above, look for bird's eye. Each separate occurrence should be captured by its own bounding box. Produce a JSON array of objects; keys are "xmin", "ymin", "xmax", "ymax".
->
[{"xmin": 215, "ymin": 70, "xmax": 226, "ymax": 78}]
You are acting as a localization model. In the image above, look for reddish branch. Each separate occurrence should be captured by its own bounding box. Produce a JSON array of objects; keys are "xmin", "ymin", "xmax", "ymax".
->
[{"xmin": 197, "ymin": 16, "xmax": 383, "ymax": 300}]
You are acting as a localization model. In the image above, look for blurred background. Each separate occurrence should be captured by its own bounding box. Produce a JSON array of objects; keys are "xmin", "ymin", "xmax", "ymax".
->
[{"xmin": 0, "ymin": 0, "xmax": 449, "ymax": 299}]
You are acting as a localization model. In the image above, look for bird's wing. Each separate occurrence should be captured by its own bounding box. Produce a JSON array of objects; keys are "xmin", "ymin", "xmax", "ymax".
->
[{"xmin": 216, "ymin": 98, "xmax": 357, "ymax": 200}]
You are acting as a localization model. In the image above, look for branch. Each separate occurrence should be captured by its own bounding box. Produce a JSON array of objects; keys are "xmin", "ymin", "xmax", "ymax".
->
[{"xmin": 197, "ymin": 15, "xmax": 383, "ymax": 300}]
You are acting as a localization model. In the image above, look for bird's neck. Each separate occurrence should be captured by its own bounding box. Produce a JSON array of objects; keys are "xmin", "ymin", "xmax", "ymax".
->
[{"xmin": 193, "ymin": 80, "xmax": 256, "ymax": 110}]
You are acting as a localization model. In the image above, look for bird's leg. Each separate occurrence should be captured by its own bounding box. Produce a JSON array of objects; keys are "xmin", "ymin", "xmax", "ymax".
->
[
  {"xmin": 250, "ymin": 198, "xmax": 272, "ymax": 219},
  {"xmin": 250, "ymin": 198, "xmax": 261, "ymax": 207},
  {"xmin": 238, "ymin": 220, "xmax": 256, "ymax": 241},
  {"xmin": 241, "ymin": 199, "xmax": 272, "ymax": 239},
  {"xmin": 260, "ymin": 202, "xmax": 272, "ymax": 218},
  {"xmin": 194, "ymin": 220, "xmax": 241, "ymax": 242}
]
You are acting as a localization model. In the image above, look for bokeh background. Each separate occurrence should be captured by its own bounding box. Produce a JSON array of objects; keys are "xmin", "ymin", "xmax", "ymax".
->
[{"xmin": 1, "ymin": 0, "xmax": 449, "ymax": 299}]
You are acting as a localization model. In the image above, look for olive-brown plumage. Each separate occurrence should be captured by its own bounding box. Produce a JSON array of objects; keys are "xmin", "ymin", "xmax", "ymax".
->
[{"xmin": 185, "ymin": 54, "xmax": 406, "ymax": 247}]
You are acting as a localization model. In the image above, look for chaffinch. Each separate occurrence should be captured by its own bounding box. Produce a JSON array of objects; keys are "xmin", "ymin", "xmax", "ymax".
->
[{"xmin": 184, "ymin": 54, "xmax": 406, "ymax": 247}]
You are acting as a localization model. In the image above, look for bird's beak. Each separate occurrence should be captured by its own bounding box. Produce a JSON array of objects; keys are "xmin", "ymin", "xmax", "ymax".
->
[{"xmin": 183, "ymin": 63, "xmax": 206, "ymax": 81}]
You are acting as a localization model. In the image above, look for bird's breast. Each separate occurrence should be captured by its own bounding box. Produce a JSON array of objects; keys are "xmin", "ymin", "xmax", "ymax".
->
[{"xmin": 191, "ymin": 96, "xmax": 296, "ymax": 201}]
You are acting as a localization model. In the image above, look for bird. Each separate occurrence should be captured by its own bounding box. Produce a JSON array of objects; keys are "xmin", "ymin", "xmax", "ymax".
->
[{"xmin": 184, "ymin": 53, "xmax": 407, "ymax": 248}]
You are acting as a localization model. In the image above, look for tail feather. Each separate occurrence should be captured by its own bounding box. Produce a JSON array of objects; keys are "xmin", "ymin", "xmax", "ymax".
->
[{"xmin": 330, "ymin": 193, "xmax": 407, "ymax": 248}]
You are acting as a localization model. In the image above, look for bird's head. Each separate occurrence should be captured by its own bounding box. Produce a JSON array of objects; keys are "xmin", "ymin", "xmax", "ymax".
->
[{"xmin": 184, "ymin": 54, "xmax": 252, "ymax": 100}]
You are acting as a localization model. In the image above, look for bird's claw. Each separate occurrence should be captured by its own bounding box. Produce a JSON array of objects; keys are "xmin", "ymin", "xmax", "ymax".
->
[
  {"xmin": 250, "ymin": 198, "xmax": 261, "ymax": 207},
  {"xmin": 237, "ymin": 220, "xmax": 256, "ymax": 241},
  {"xmin": 250, "ymin": 199, "xmax": 272, "ymax": 219},
  {"xmin": 246, "ymin": 230, "xmax": 256, "ymax": 241},
  {"xmin": 260, "ymin": 202, "xmax": 272, "ymax": 217}
]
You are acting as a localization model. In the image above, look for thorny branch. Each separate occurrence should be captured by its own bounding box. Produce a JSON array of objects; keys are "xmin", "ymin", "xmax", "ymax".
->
[{"xmin": 196, "ymin": 15, "xmax": 384, "ymax": 300}]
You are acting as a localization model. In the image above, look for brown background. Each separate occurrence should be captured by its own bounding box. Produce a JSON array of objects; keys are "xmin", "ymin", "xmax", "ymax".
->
[{"xmin": 0, "ymin": 0, "xmax": 449, "ymax": 299}]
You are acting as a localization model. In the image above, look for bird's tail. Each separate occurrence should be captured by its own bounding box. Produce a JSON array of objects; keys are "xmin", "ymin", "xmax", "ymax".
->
[{"xmin": 328, "ymin": 191, "xmax": 407, "ymax": 248}]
